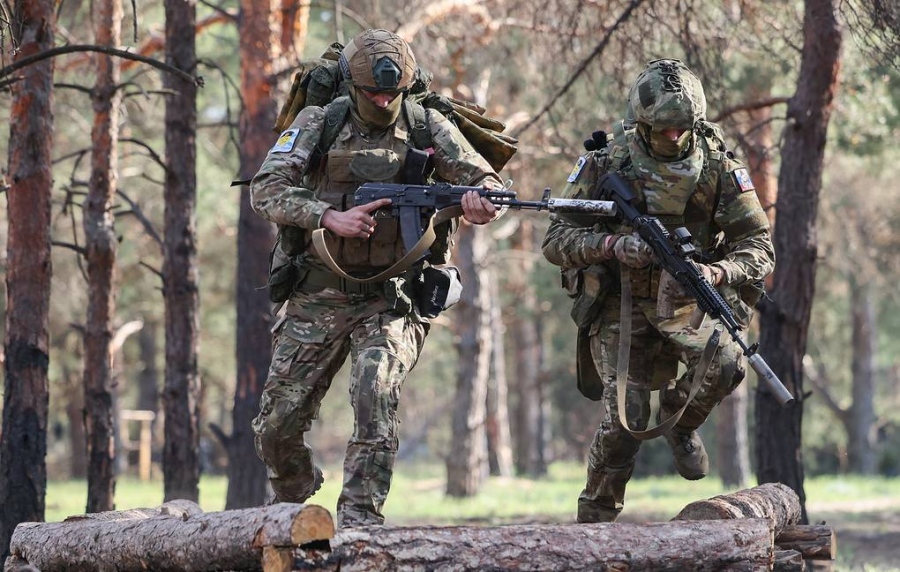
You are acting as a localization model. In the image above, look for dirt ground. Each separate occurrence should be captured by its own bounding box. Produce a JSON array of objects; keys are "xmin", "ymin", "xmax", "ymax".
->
[{"xmin": 806, "ymin": 497, "xmax": 900, "ymax": 571}]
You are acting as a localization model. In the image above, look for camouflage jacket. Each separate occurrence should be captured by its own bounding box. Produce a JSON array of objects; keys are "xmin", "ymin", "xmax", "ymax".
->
[
  {"xmin": 250, "ymin": 99, "xmax": 502, "ymax": 271},
  {"xmin": 542, "ymin": 123, "xmax": 774, "ymax": 300}
]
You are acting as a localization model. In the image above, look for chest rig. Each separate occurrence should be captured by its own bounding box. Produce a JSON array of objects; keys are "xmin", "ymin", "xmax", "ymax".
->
[
  {"xmin": 307, "ymin": 96, "xmax": 434, "ymax": 272},
  {"xmin": 604, "ymin": 121, "xmax": 727, "ymax": 297}
]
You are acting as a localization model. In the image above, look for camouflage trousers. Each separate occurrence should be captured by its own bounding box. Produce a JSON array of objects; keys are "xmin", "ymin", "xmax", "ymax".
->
[
  {"xmin": 578, "ymin": 296, "xmax": 746, "ymax": 523},
  {"xmin": 252, "ymin": 287, "xmax": 426, "ymax": 528}
]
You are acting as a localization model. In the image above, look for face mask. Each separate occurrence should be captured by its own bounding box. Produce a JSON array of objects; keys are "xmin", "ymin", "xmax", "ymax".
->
[
  {"xmin": 650, "ymin": 128, "xmax": 693, "ymax": 160},
  {"xmin": 639, "ymin": 124, "xmax": 693, "ymax": 161},
  {"xmin": 352, "ymin": 87, "xmax": 403, "ymax": 129}
]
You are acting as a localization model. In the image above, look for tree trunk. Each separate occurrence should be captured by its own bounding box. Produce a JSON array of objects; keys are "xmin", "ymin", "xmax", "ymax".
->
[
  {"xmin": 0, "ymin": 0, "xmax": 55, "ymax": 561},
  {"xmin": 446, "ymin": 223, "xmax": 491, "ymax": 497},
  {"xmin": 511, "ymin": 221, "xmax": 547, "ymax": 477},
  {"xmin": 486, "ymin": 270, "xmax": 513, "ymax": 477},
  {"xmin": 716, "ymin": 383, "xmax": 750, "ymax": 488},
  {"xmin": 756, "ymin": 0, "xmax": 841, "ymax": 524},
  {"xmin": 162, "ymin": 0, "xmax": 201, "ymax": 503},
  {"xmin": 83, "ymin": 0, "xmax": 124, "ymax": 514},
  {"xmin": 293, "ymin": 519, "xmax": 775, "ymax": 572},
  {"xmin": 225, "ymin": 0, "xmax": 284, "ymax": 511},
  {"xmin": 279, "ymin": 0, "xmax": 311, "ymax": 62},
  {"xmin": 848, "ymin": 278, "xmax": 876, "ymax": 474},
  {"xmin": 7, "ymin": 503, "xmax": 333, "ymax": 572}
]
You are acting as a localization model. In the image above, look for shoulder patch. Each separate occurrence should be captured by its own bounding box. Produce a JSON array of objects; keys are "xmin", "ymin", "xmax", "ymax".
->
[
  {"xmin": 567, "ymin": 156, "xmax": 587, "ymax": 183},
  {"xmin": 732, "ymin": 167, "xmax": 755, "ymax": 192},
  {"xmin": 271, "ymin": 129, "xmax": 299, "ymax": 153}
]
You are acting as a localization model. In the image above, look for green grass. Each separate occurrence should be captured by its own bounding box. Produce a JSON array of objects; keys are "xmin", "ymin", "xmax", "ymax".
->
[
  {"xmin": 45, "ymin": 463, "xmax": 900, "ymax": 524},
  {"xmin": 44, "ymin": 463, "xmax": 900, "ymax": 571}
]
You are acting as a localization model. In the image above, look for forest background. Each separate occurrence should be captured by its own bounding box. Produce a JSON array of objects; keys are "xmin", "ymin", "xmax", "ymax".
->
[{"xmin": 1, "ymin": 0, "xmax": 900, "ymax": 568}]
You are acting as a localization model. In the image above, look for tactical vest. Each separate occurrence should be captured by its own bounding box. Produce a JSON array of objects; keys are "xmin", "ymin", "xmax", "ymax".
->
[
  {"xmin": 306, "ymin": 96, "xmax": 439, "ymax": 273},
  {"xmin": 606, "ymin": 120, "xmax": 727, "ymax": 252},
  {"xmin": 601, "ymin": 121, "xmax": 729, "ymax": 298}
]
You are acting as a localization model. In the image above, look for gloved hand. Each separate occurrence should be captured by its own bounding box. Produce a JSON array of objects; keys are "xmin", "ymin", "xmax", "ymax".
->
[
  {"xmin": 659, "ymin": 264, "xmax": 724, "ymax": 294},
  {"xmin": 657, "ymin": 264, "xmax": 724, "ymax": 321},
  {"xmin": 602, "ymin": 233, "xmax": 653, "ymax": 268}
]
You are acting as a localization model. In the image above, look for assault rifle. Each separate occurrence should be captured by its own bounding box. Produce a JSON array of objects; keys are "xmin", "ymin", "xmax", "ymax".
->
[
  {"xmin": 354, "ymin": 182, "xmax": 617, "ymax": 253},
  {"xmin": 595, "ymin": 172, "xmax": 795, "ymax": 406}
]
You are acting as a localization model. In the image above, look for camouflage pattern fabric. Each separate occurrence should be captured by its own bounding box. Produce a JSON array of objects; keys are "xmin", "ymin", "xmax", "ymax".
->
[
  {"xmin": 628, "ymin": 59, "xmax": 707, "ymax": 131},
  {"xmin": 543, "ymin": 115, "xmax": 774, "ymax": 523},
  {"xmin": 250, "ymin": 87, "xmax": 501, "ymax": 527},
  {"xmin": 252, "ymin": 289, "xmax": 426, "ymax": 527}
]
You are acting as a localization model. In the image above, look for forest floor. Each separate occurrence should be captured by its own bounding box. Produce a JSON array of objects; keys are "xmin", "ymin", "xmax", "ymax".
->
[{"xmin": 804, "ymin": 496, "xmax": 900, "ymax": 571}]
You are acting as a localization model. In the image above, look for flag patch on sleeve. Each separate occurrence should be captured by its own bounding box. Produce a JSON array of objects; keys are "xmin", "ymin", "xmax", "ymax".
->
[
  {"xmin": 271, "ymin": 129, "xmax": 299, "ymax": 153},
  {"xmin": 567, "ymin": 156, "xmax": 587, "ymax": 183},
  {"xmin": 733, "ymin": 168, "xmax": 755, "ymax": 192}
]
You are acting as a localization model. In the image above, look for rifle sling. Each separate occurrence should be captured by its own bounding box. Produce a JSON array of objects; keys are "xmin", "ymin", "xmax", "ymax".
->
[
  {"xmin": 615, "ymin": 267, "xmax": 722, "ymax": 440},
  {"xmin": 310, "ymin": 206, "xmax": 463, "ymax": 284}
]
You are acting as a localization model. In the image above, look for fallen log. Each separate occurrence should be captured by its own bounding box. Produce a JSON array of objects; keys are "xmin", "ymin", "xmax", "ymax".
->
[
  {"xmin": 672, "ymin": 482, "xmax": 802, "ymax": 534},
  {"xmin": 774, "ymin": 524, "xmax": 836, "ymax": 561},
  {"xmin": 286, "ymin": 519, "xmax": 775, "ymax": 572},
  {"xmin": 6, "ymin": 502, "xmax": 334, "ymax": 572},
  {"xmin": 773, "ymin": 550, "xmax": 805, "ymax": 572}
]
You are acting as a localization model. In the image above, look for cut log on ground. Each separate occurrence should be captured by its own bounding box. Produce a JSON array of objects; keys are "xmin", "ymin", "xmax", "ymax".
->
[
  {"xmin": 774, "ymin": 524, "xmax": 836, "ymax": 561},
  {"xmin": 286, "ymin": 519, "xmax": 775, "ymax": 572},
  {"xmin": 673, "ymin": 482, "xmax": 802, "ymax": 534},
  {"xmin": 773, "ymin": 550, "xmax": 805, "ymax": 572},
  {"xmin": 6, "ymin": 502, "xmax": 334, "ymax": 572}
]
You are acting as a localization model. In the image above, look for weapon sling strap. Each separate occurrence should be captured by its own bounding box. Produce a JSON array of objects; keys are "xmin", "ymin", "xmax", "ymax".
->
[
  {"xmin": 615, "ymin": 268, "xmax": 723, "ymax": 440},
  {"xmin": 310, "ymin": 205, "xmax": 462, "ymax": 283}
]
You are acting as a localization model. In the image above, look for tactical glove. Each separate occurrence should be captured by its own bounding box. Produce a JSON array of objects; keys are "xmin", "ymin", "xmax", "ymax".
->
[{"xmin": 606, "ymin": 233, "xmax": 653, "ymax": 268}]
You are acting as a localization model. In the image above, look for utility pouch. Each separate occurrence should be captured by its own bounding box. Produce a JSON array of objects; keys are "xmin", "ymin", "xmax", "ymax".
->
[
  {"xmin": 267, "ymin": 239, "xmax": 309, "ymax": 303},
  {"xmin": 564, "ymin": 264, "xmax": 615, "ymax": 330},
  {"xmin": 417, "ymin": 265, "xmax": 463, "ymax": 318}
]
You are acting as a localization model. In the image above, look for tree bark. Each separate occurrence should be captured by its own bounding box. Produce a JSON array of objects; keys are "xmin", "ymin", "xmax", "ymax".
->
[
  {"xmin": 848, "ymin": 278, "xmax": 876, "ymax": 474},
  {"xmin": 756, "ymin": 0, "xmax": 842, "ymax": 524},
  {"xmin": 446, "ymin": 223, "xmax": 491, "ymax": 497},
  {"xmin": 293, "ymin": 519, "xmax": 775, "ymax": 571},
  {"xmin": 162, "ymin": 0, "xmax": 201, "ymax": 503},
  {"xmin": 83, "ymin": 0, "xmax": 124, "ymax": 514},
  {"xmin": 775, "ymin": 524, "xmax": 836, "ymax": 561},
  {"xmin": 486, "ymin": 270, "xmax": 513, "ymax": 477},
  {"xmin": 716, "ymin": 383, "xmax": 751, "ymax": 488},
  {"xmin": 672, "ymin": 482, "xmax": 801, "ymax": 535},
  {"xmin": 226, "ymin": 0, "xmax": 283, "ymax": 511},
  {"xmin": 511, "ymin": 221, "xmax": 547, "ymax": 477},
  {"xmin": 7, "ymin": 503, "xmax": 333, "ymax": 572},
  {"xmin": 1, "ymin": 0, "xmax": 55, "ymax": 561}
]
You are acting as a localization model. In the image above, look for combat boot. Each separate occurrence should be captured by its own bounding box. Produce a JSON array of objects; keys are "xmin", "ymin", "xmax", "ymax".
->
[
  {"xmin": 298, "ymin": 467, "xmax": 325, "ymax": 502},
  {"xmin": 268, "ymin": 466, "xmax": 324, "ymax": 505},
  {"xmin": 664, "ymin": 427, "xmax": 708, "ymax": 480}
]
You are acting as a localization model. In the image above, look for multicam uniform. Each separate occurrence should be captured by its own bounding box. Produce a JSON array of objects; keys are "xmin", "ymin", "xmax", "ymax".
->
[
  {"xmin": 542, "ymin": 61, "xmax": 774, "ymax": 523},
  {"xmin": 250, "ymin": 97, "xmax": 500, "ymax": 527}
]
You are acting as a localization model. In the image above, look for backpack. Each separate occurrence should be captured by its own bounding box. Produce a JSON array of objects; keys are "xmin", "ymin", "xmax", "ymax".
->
[{"xmin": 272, "ymin": 43, "xmax": 518, "ymax": 173}]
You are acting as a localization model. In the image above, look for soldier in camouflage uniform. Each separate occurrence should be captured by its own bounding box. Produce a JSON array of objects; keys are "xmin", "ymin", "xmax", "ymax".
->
[
  {"xmin": 250, "ymin": 29, "xmax": 502, "ymax": 528},
  {"xmin": 542, "ymin": 59, "xmax": 775, "ymax": 523}
]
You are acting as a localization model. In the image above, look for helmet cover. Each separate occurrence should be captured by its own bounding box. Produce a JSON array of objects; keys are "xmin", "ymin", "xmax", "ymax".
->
[
  {"xmin": 340, "ymin": 29, "xmax": 417, "ymax": 92},
  {"xmin": 628, "ymin": 59, "xmax": 707, "ymax": 131}
]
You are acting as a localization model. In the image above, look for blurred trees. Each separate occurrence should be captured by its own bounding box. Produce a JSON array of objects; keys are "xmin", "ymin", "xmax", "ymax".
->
[{"xmin": 0, "ymin": 0, "xmax": 899, "ymax": 538}]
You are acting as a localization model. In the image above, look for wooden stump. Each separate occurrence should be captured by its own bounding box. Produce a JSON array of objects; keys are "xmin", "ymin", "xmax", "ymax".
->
[
  {"xmin": 287, "ymin": 519, "xmax": 775, "ymax": 572},
  {"xmin": 6, "ymin": 502, "xmax": 334, "ymax": 572}
]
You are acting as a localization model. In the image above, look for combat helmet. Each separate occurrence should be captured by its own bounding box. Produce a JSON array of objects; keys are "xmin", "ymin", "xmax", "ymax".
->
[
  {"xmin": 339, "ymin": 29, "xmax": 417, "ymax": 92},
  {"xmin": 628, "ymin": 59, "xmax": 706, "ymax": 132}
]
